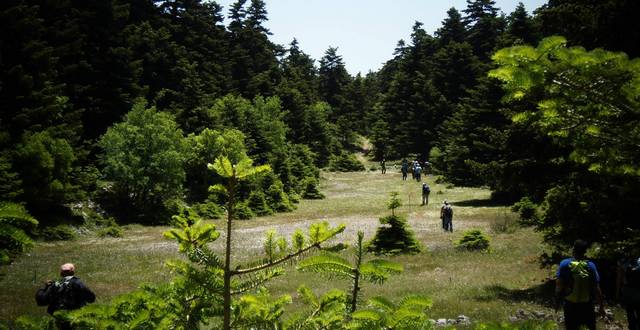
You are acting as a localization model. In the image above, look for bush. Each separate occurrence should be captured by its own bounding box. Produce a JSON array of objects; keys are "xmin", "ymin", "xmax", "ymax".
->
[
  {"xmin": 456, "ymin": 229, "xmax": 490, "ymax": 251},
  {"xmin": 266, "ymin": 182, "xmax": 295, "ymax": 212},
  {"xmin": 247, "ymin": 191, "xmax": 273, "ymax": 216},
  {"xmin": 301, "ymin": 177, "xmax": 324, "ymax": 199},
  {"xmin": 96, "ymin": 226, "xmax": 123, "ymax": 238},
  {"xmin": 192, "ymin": 202, "xmax": 224, "ymax": 219},
  {"xmin": 40, "ymin": 225, "xmax": 76, "ymax": 241},
  {"xmin": 234, "ymin": 201, "xmax": 255, "ymax": 220},
  {"xmin": 511, "ymin": 197, "xmax": 539, "ymax": 225},
  {"xmin": 367, "ymin": 215, "xmax": 422, "ymax": 255},
  {"xmin": 327, "ymin": 152, "xmax": 365, "ymax": 172},
  {"xmin": 368, "ymin": 192, "xmax": 421, "ymax": 255}
]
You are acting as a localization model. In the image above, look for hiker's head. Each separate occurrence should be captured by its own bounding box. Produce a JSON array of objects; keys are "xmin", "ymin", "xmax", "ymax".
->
[
  {"xmin": 572, "ymin": 240, "xmax": 589, "ymax": 259},
  {"xmin": 60, "ymin": 263, "xmax": 75, "ymax": 277},
  {"xmin": 443, "ymin": 200, "xmax": 448, "ymax": 205}
]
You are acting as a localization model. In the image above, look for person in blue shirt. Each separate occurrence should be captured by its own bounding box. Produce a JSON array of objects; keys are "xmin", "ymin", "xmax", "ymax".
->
[{"xmin": 555, "ymin": 240, "xmax": 605, "ymax": 330}]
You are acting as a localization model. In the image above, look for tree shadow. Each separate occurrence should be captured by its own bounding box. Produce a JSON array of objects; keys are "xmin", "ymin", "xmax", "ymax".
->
[
  {"xmin": 453, "ymin": 199, "xmax": 510, "ymax": 207},
  {"xmin": 474, "ymin": 279, "xmax": 556, "ymax": 308}
]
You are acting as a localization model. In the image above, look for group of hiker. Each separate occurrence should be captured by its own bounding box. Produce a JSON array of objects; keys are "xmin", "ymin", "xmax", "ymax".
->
[
  {"xmin": 30, "ymin": 158, "xmax": 639, "ymax": 330},
  {"xmin": 379, "ymin": 156, "xmax": 639, "ymax": 330},
  {"xmin": 396, "ymin": 158, "xmax": 429, "ymax": 181}
]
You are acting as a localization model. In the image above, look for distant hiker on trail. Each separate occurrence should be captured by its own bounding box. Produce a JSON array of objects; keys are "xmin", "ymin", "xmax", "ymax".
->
[
  {"xmin": 440, "ymin": 201, "xmax": 453, "ymax": 232},
  {"xmin": 617, "ymin": 256, "xmax": 640, "ymax": 330},
  {"xmin": 380, "ymin": 158, "xmax": 386, "ymax": 174},
  {"xmin": 401, "ymin": 159, "xmax": 408, "ymax": 181},
  {"xmin": 421, "ymin": 182, "xmax": 430, "ymax": 206},
  {"xmin": 555, "ymin": 240, "xmax": 605, "ymax": 330},
  {"xmin": 414, "ymin": 164, "xmax": 422, "ymax": 181},
  {"xmin": 36, "ymin": 263, "xmax": 96, "ymax": 329}
]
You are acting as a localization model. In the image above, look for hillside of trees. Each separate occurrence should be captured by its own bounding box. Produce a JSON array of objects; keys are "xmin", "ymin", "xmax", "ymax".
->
[{"xmin": 2, "ymin": 0, "xmax": 639, "ymax": 265}]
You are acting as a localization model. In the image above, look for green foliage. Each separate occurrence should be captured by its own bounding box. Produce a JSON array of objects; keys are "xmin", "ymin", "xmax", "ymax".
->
[
  {"xmin": 490, "ymin": 36, "xmax": 640, "ymax": 176},
  {"xmin": 192, "ymin": 202, "xmax": 224, "ymax": 220},
  {"xmin": 247, "ymin": 191, "xmax": 273, "ymax": 216},
  {"xmin": 349, "ymin": 295, "xmax": 434, "ymax": 330},
  {"xmin": 266, "ymin": 181, "xmax": 295, "ymax": 212},
  {"xmin": 11, "ymin": 315, "xmax": 56, "ymax": 330},
  {"xmin": 285, "ymin": 285, "xmax": 348, "ymax": 329},
  {"xmin": 99, "ymin": 100, "xmax": 187, "ymax": 223},
  {"xmin": 511, "ymin": 197, "xmax": 539, "ymax": 225},
  {"xmin": 13, "ymin": 131, "xmax": 78, "ymax": 215},
  {"xmin": 39, "ymin": 225, "xmax": 76, "ymax": 242},
  {"xmin": 328, "ymin": 152, "xmax": 365, "ymax": 172},
  {"xmin": 475, "ymin": 320, "xmax": 558, "ymax": 330},
  {"xmin": 0, "ymin": 202, "xmax": 38, "ymax": 264},
  {"xmin": 96, "ymin": 226, "xmax": 122, "ymax": 238},
  {"xmin": 368, "ymin": 192, "xmax": 421, "ymax": 255},
  {"xmin": 301, "ymin": 177, "xmax": 325, "ymax": 199},
  {"xmin": 233, "ymin": 288, "xmax": 291, "ymax": 329},
  {"xmin": 298, "ymin": 231, "xmax": 403, "ymax": 313},
  {"xmin": 456, "ymin": 229, "xmax": 491, "ymax": 251}
]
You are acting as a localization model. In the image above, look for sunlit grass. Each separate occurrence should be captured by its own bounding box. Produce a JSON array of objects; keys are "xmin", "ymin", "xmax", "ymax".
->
[{"xmin": 1, "ymin": 168, "xmax": 560, "ymax": 324}]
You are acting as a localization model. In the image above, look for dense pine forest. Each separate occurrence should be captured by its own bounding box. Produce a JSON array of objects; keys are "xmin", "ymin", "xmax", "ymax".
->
[{"xmin": 2, "ymin": 0, "xmax": 640, "ymax": 328}]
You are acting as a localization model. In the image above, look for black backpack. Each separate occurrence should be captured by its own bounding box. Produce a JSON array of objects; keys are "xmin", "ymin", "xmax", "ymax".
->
[
  {"xmin": 52, "ymin": 276, "xmax": 78, "ymax": 310},
  {"xmin": 443, "ymin": 205, "xmax": 452, "ymax": 217}
]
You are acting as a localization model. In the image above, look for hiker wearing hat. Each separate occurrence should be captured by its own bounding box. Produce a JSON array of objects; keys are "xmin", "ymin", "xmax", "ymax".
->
[{"xmin": 440, "ymin": 201, "xmax": 453, "ymax": 232}]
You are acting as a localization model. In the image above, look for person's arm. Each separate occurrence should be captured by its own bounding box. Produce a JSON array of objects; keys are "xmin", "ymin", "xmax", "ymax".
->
[
  {"xmin": 74, "ymin": 279, "xmax": 96, "ymax": 303},
  {"xmin": 595, "ymin": 284, "xmax": 605, "ymax": 316}
]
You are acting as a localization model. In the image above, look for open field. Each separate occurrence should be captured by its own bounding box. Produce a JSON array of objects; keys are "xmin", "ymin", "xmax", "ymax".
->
[{"xmin": 0, "ymin": 167, "xmax": 616, "ymax": 326}]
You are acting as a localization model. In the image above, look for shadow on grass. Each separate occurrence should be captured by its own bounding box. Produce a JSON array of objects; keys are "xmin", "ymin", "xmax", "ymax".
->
[
  {"xmin": 453, "ymin": 199, "xmax": 510, "ymax": 207},
  {"xmin": 474, "ymin": 280, "xmax": 556, "ymax": 308}
]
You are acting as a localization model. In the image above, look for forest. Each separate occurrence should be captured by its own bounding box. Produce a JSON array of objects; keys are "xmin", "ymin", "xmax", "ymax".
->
[{"xmin": 1, "ymin": 0, "xmax": 640, "ymax": 328}]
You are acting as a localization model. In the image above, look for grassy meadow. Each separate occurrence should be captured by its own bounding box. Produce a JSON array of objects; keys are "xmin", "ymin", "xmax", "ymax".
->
[{"xmin": 1, "ymin": 163, "xmax": 577, "ymax": 325}]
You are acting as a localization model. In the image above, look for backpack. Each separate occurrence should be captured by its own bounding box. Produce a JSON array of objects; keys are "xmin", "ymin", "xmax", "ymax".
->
[
  {"xmin": 442, "ymin": 205, "xmax": 452, "ymax": 218},
  {"xmin": 422, "ymin": 185, "xmax": 430, "ymax": 194},
  {"xmin": 565, "ymin": 260, "xmax": 593, "ymax": 303},
  {"xmin": 52, "ymin": 276, "xmax": 78, "ymax": 310}
]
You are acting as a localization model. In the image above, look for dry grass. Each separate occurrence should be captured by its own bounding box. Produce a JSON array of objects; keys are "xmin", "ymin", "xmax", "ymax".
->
[{"xmin": 0, "ymin": 168, "xmax": 558, "ymax": 323}]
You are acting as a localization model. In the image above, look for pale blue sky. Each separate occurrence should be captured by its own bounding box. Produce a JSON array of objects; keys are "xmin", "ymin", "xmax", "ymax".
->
[{"xmin": 215, "ymin": 0, "xmax": 548, "ymax": 74}]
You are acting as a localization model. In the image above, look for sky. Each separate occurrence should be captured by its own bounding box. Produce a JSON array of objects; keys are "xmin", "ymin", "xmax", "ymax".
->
[{"xmin": 215, "ymin": 0, "xmax": 549, "ymax": 75}]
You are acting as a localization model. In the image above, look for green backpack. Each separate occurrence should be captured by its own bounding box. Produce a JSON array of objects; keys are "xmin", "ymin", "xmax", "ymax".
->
[{"xmin": 565, "ymin": 260, "xmax": 593, "ymax": 303}]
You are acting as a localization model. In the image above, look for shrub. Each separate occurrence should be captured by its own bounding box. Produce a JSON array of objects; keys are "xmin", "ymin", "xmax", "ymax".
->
[
  {"xmin": 368, "ymin": 192, "xmax": 421, "ymax": 255},
  {"xmin": 327, "ymin": 152, "xmax": 365, "ymax": 172},
  {"xmin": 39, "ymin": 225, "xmax": 76, "ymax": 241},
  {"xmin": 266, "ymin": 181, "xmax": 295, "ymax": 212},
  {"xmin": 191, "ymin": 202, "xmax": 224, "ymax": 219},
  {"xmin": 234, "ymin": 201, "xmax": 255, "ymax": 220},
  {"xmin": 301, "ymin": 177, "xmax": 324, "ymax": 199},
  {"xmin": 511, "ymin": 197, "xmax": 539, "ymax": 225},
  {"xmin": 96, "ymin": 226, "xmax": 123, "ymax": 238},
  {"xmin": 456, "ymin": 230, "xmax": 490, "ymax": 251},
  {"xmin": 247, "ymin": 191, "xmax": 273, "ymax": 216}
]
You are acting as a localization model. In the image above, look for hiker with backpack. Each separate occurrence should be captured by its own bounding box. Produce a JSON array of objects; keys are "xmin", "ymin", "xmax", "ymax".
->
[
  {"xmin": 555, "ymin": 240, "xmax": 605, "ymax": 330},
  {"xmin": 421, "ymin": 183, "xmax": 430, "ymax": 206},
  {"xmin": 440, "ymin": 201, "xmax": 453, "ymax": 232},
  {"xmin": 36, "ymin": 263, "xmax": 95, "ymax": 328},
  {"xmin": 617, "ymin": 256, "xmax": 640, "ymax": 330}
]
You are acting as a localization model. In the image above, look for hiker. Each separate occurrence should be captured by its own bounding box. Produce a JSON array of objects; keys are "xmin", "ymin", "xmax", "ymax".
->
[
  {"xmin": 617, "ymin": 256, "xmax": 640, "ymax": 330},
  {"xmin": 401, "ymin": 159, "xmax": 408, "ymax": 181},
  {"xmin": 414, "ymin": 165, "xmax": 422, "ymax": 181},
  {"xmin": 440, "ymin": 201, "xmax": 453, "ymax": 232},
  {"xmin": 421, "ymin": 183, "xmax": 430, "ymax": 206},
  {"xmin": 36, "ymin": 263, "xmax": 96, "ymax": 329},
  {"xmin": 380, "ymin": 158, "xmax": 386, "ymax": 174},
  {"xmin": 555, "ymin": 240, "xmax": 605, "ymax": 330}
]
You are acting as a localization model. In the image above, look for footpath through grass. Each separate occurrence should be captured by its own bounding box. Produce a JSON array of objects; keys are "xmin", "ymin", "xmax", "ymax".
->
[{"xmin": 0, "ymin": 167, "xmax": 557, "ymax": 324}]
